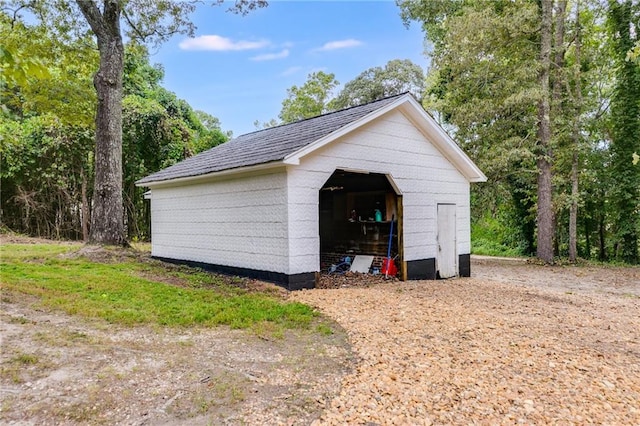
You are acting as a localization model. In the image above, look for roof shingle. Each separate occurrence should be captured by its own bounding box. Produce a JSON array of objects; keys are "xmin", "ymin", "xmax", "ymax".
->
[{"xmin": 136, "ymin": 93, "xmax": 406, "ymax": 185}]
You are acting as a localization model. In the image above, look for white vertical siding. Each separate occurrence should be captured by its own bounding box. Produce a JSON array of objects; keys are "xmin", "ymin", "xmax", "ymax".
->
[
  {"xmin": 288, "ymin": 109, "xmax": 471, "ymax": 273},
  {"xmin": 150, "ymin": 170, "xmax": 290, "ymax": 273}
]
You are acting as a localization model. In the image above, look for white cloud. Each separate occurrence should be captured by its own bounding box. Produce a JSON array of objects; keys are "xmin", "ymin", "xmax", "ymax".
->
[
  {"xmin": 250, "ymin": 49, "xmax": 290, "ymax": 61},
  {"xmin": 179, "ymin": 35, "xmax": 269, "ymax": 51},
  {"xmin": 280, "ymin": 66, "xmax": 303, "ymax": 77},
  {"xmin": 315, "ymin": 39, "xmax": 363, "ymax": 51}
]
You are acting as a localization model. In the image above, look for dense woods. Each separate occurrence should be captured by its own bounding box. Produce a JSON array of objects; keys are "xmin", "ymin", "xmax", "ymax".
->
[
  {"xmin": 399, "ymin": 0, "xmax": 639, "ymax": 264},
  {"xmin": 1, "ymin": 0, "xmax": 638, "ymax": 263},
  {"xmin": 1, "ymin": 14, "xmax": 229, "ymax": 241}
]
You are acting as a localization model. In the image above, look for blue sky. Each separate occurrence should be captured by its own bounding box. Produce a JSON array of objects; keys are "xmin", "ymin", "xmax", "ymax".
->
[{"xmin": 152, "ymin": 1, "xmax": 428, "ymax": 136}]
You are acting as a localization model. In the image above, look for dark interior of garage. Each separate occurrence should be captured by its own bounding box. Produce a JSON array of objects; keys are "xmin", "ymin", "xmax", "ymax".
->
[{"xmin": 319, "ymin": 170, "xmax": 400, "ymax": 274}]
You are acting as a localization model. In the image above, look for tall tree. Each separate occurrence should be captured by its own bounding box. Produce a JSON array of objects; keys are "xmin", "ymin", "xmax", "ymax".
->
[
  {"xmin": 74, "ymin": 0, "xmax": 128, "ymax": 245},
  {"xmin": 273, "ymin": 60, "xmax": 424, "ymax": 125},
  {"xmin": 536, "ymin": 0, "xmax": 555, "ymax": 263},
  {"xmin": 398, "ymin": 0, "xmax": 619, "ymax": 262},
  {"xmin": 568, "ymin": 0, "xmax": 582, "ymax": 263},
  {"xmin": 10, "ymin": 0, "xmax": 266, "ymax": 245},
  {"xmin": 1, "ymin": 9, "xmax": 232, "ymax": 242},
  {"xmin": 279, "ymin": 71, "xmax": 339, "ymax": 123},
  {"xmin": 331, "ymin": 59, "xmax": 425, "ymax": 109},
  {"xmin": 607, "ymin": 0, "xmax": 640, "ymax": 263}
]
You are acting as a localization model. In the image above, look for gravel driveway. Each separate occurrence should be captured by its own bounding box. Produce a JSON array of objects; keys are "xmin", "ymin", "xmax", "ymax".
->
[{"xmin": 291, "ymin": 260, "xmax": 640, "ymax": 425}]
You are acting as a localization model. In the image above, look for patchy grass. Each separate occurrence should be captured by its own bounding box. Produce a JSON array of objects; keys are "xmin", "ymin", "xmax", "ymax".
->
[
  {"xmin": 1, "ymin": 352, "xmax": 44, "ymax": 384},
  {"xmin": 316, "ymin": 323, "xmax": 334, "ymax": 336},
  {"xmin": 12, "ymin": 353, "xmax": 39, "ymax": 365},
  {"xmin": 1, "ymin": 243, "xmax": 316, "ymax": 330}
]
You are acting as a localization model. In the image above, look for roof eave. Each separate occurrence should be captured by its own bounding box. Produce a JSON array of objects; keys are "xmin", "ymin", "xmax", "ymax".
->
[
  {"xmin": 135, "ymin": 160, "xmax": 286, "ymax": 188},
  {"xmin": 398, "ymin": 97, "xmax": 488, "ymax": 183}
]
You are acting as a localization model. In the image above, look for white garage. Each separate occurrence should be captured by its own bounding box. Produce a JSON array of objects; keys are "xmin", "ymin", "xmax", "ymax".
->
[{"xmin": 136, "ymin": 93, "xmax": 486, "ymax": 289}]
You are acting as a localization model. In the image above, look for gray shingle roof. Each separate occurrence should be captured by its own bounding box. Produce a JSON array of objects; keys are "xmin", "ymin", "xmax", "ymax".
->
[{"xmin": 136, "ymin": 93, "xmax": 407, "ymax": 185}]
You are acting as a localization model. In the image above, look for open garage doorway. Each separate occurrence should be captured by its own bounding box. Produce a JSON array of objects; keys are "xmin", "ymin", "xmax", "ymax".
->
[{"xmin": 319, "ymin": 170, "xmax": 403, "ymax": 278}]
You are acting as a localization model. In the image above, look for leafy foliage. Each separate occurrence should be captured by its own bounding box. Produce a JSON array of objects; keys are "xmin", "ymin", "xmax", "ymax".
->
[
  {"xmin": 400, "ymin": 0, "xmax": 640, "ymax": 263},
  {"xmin": 400, "ymin": 0, "xmax": 541, "ymax": 256},
  {"xmin": 276, "ymin": 59, "xmax": 426, "ymax": 125},
  {"xmin": 628, "ymin": 40, "xmax": 640, "ymax": 61},
  {"xmin": 607, "ymin": 0, "xmax": 640, "ymax": 263},
  {"xmin": 331, "ymin": 59, "xmax": 425, "ymax": 110},
  {"xmin": 0, "ymin": 115, "xmax": 93, "ymax": 239},
  {"xmin": 1, "ymin": 0, "xmax": 265, "ymax": 245},
  {"xmin": 0, "ymin": 15, "xmax": 229, "ymax": 241},
  {"xmin": 279, "ymin": 71, "xmax": 339, "ymax": 123},
  {"xmin": 121, "ymin": 45, "xmax": 230, "ymax": 238}
]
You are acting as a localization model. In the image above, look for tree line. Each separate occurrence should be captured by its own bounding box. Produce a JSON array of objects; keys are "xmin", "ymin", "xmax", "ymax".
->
[
  {"xmin": 264, "ymin": 0, "xmax": 639, "ymax": 264},
  {"xmin": 396, "ymin": 0, "xmax": 639, "ymax": 264},
  {"xmin": 1, "ymin": 0, "xmax": 266, "ymax": 245},
  {"xmin": 1, "ymin": 12, "xmax": 229, "ymax": 241}
]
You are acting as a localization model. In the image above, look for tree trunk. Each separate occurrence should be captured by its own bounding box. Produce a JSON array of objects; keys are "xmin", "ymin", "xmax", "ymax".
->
[
  {"xmin": 569, "ymin": 151, "xmax": 579, "ymax": 261},
  {"xmin": 89, "ymin": 35, "xmax": 126, "ymax": 245},
  {"xmin": 568, "ymin": 0, "xmax": 582, "ymax": 263},
  {"xmin": 536, "ymin": 0, "xmax": 555, "ymax": 263},
  {"xmin": 584, "ymin": 214, "xmax": 590, "ymax": 258},
  {"xmin": 551, "ymin": 1, "xmax": 566, "ymax": 258},
  {"xmin": 81, "ymin": 168, "xmax": 89, "ymax": 241},
  {"xmin": 552, "ymin": 1, "xmax": 566, "ymax": 102},
  {"xmin": 77, "ymin": 0, "xmax": 127, "ymax": 246},
  {"xmin": 598, "ymin": 212, "xmax": 607, "ymax": 261}
]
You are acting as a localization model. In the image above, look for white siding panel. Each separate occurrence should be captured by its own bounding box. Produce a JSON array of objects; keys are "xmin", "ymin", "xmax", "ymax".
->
[
  {"xmin": 457, "ymin": 196, "xmax": 472, "ymax": 254},
  {"xmin": 152, "ymin": 188, "xmax": 286, "ymax": 205},
  {"xmin": 287, "ymin": 206, "xmax": 319, "ymax": 222},
  {"xmin": 153, "ymin": 243, "xmax": 287, "ymax": 271},
  {"xmin": 288, "ymin": 254, "xmax": 318, "ymax": 273},
  {"xmin": 152, "ymin": 206, "xmax": 285, "ymax": 224},
  {"xmin": 288, "ymin": 237, "xmax": 320, "ymax": 256},
  {"xmin": 151, "ymin": 171, "xmax": 289, "ymax": 273},
  {"xmin": 152, "ymin": 222, "xmax": 286, "ymax": 239},
  {"xmin": 287, "ymin": 189, "xmax": 320, "ymax": 206},
  {"xmin": 287, "ymin": 220, "xmax": 319, "ymax": 239},
  {"xmin": 286, "ymin": 168, "xmax": 332, "ymax": 189}
]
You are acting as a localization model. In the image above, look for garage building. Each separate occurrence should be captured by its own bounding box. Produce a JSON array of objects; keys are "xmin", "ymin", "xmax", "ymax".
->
[{"xmin": 136, "ymin": 93, "xmax": 487, "ymax": 289}]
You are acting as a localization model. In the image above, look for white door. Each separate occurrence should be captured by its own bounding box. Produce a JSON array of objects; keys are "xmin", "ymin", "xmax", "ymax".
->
[{"xmin": 437, "ymin": 204, "xmax": 457, "ymax": 278}]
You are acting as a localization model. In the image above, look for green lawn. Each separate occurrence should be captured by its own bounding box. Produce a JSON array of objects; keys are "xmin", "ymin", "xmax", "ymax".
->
[{"xmin": 1, "ymin": 243, "xmax": 316, "ymax": 330}]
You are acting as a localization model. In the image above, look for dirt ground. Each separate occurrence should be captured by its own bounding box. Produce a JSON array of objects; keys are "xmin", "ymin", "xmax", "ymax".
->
[
  {"xmin": 2, "ymin": 252, "xmax": 639, "ymax": 425},
  {"xmin": 0, "ymin": 298, "xmax": 353, "ymax": 425},
  {"xmin": 472, "ymin": 255, "xmax": 640, "ymax": 297}
]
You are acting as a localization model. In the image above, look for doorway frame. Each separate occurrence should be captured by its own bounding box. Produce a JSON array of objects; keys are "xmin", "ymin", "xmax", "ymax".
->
[{"xmin": 317, "ymin": 170, "xmax": 405, "ymax": 280}]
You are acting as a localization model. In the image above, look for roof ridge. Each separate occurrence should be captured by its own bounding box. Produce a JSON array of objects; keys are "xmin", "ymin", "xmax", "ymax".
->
[{"xmin": 237, "ymin": 91, "xmax": 411, "ymax": 138}]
